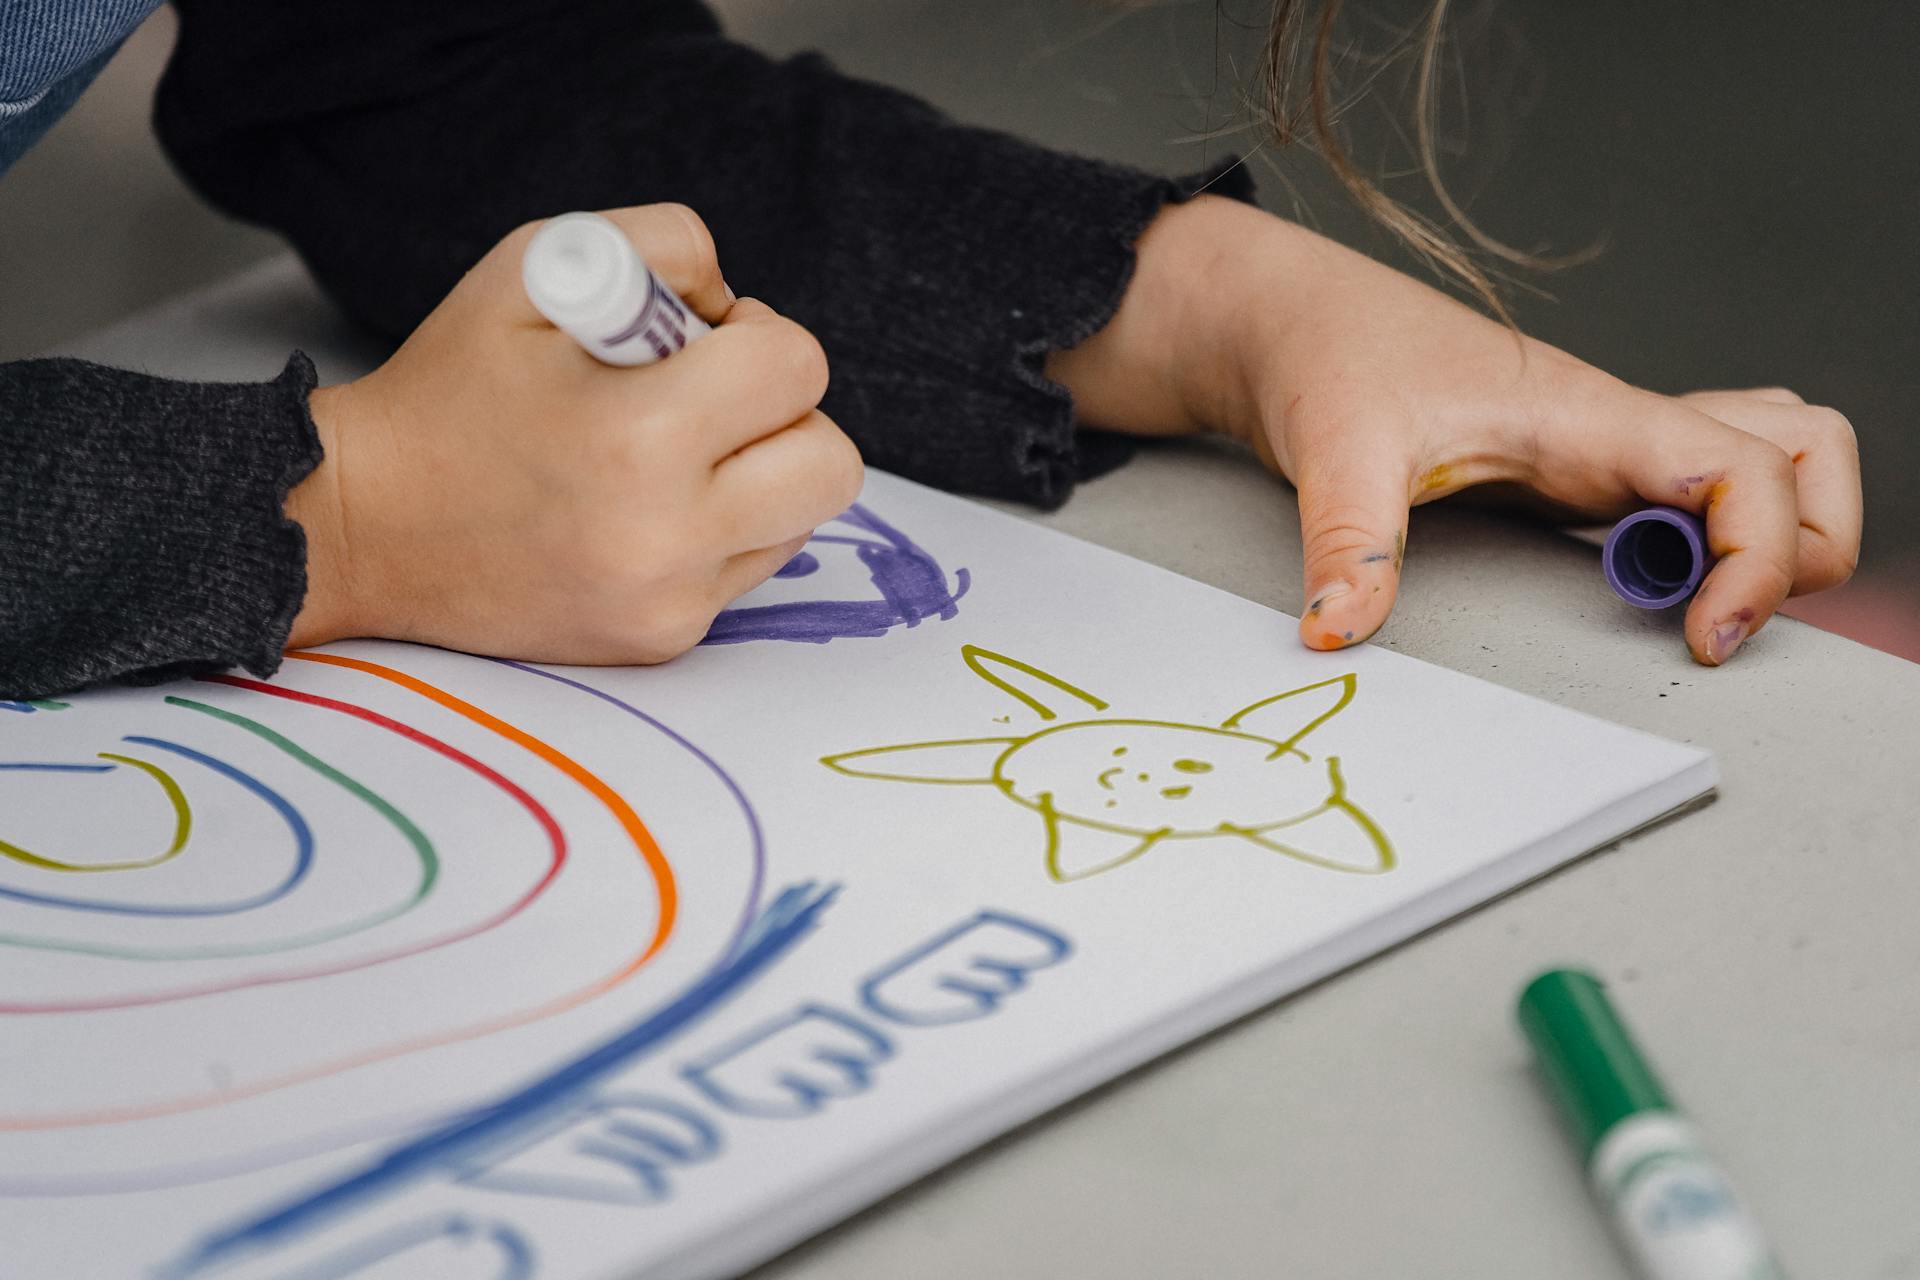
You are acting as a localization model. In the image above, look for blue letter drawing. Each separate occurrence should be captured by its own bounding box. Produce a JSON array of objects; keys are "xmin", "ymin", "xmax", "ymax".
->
[
  {"xmin": 681, "ymin": 1004, "xmax": 894, "ymax": 1120},
  {"xmin": 859, "ymin": 911, "xmax": 1074, "ymax": 1028},
  {"xmin": 455, "ymin": 1092, "xmax": 722, "ymax": 1207},
  {"xmin": 280, "ymin": 1214, "xmax": 534, "ymax": 1280}
]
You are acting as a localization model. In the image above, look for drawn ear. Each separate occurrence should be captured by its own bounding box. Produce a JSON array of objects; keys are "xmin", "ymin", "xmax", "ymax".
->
[
  {"xmin": 1041, "ymin": 807, "xmax": 1164, "ymax": 883},
  {"xmin": 1220, "ymin": 673, "xmax": 1357, "ymax": 750},
  {"xmin": 820, "ymin": 737, "xmax": 1018, "ymax": 785},
  {"xmin": 961, "ymin": 645, "xmax": 1108, "ymax": 722}
]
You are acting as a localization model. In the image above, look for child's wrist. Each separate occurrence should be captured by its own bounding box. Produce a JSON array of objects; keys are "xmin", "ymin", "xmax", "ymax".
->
[
  {"xmin": 285, "ymin": 383, "xmax": 364, "ymax": 648},
  {"xmin": 1136, "ymin": 195, "xmax": 1319, "ymax": 450}
]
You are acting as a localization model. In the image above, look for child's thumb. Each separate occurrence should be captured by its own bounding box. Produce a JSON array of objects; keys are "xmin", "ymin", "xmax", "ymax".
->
[{"xmin": 1293, "ymin": 440, "xmax": 1413, "ymax": 652}]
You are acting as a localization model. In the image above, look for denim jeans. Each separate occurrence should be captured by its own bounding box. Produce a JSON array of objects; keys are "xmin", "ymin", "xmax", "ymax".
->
[{"xmin": 0, "ymin": 0, "xmax": 163, "ymax": 175}]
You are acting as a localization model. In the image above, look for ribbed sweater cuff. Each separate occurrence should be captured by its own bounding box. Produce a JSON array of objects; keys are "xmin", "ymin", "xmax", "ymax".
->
[{"xmin": 0, "ymin": 352, "xmax": 323, "ymax": 696}]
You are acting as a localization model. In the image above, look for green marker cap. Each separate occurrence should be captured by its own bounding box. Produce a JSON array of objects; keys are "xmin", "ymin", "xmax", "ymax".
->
[{"xmin": 1517, "ymin": 968, "xmax": 1673, "ymax": 1161}]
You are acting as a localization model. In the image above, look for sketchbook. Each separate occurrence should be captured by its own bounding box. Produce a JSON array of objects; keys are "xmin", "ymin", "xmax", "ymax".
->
[{"xmin": 0, "ymin": 468, "xmax": 1714, "ymax": 1280}]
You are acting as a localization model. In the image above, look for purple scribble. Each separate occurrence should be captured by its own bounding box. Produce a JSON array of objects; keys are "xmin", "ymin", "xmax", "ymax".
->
[
  {"xmin": 773, "ymin": 552, "xmax": 820, "ymax": 579},
  {"xmin": 704, "ymin": 503, "xmax": 969, "ymax": 646}
]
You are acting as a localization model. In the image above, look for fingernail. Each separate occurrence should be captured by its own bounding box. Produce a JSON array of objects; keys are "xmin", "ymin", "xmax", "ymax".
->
[
  {"xmin": 722, "ymin": 280, "xmax": 737, "ymax": 305},
  {"xmin": 1708, "ymin": 620, "xmax": 1749, "ymax": 664},
  {"xmin": 1305, "ymin": 581, "xmax": 1352, "ymax": 618}
]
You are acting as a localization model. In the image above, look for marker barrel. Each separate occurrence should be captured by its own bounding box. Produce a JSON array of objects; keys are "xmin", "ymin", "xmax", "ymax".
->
[
  {"xmin": 1519, "ymin": 969, "xmax": 1786, "ymax": 1280},
  {"xmin": 1603, "ymin": 508, "xmax": 1712, "ymax": 609},
  {"xmin": 522, "ymin": 211, "xmax": 711, "ymax": 366}
]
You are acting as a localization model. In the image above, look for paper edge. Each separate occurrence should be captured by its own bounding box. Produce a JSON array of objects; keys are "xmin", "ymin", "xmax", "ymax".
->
[{"xmin": 634, "ymin": 752, "xmax": 1719, "ymax": 1280}]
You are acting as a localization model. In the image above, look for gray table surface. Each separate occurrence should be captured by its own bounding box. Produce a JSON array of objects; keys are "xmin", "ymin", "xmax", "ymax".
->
[{"xmin": 51, "ymin": 255, "xmax": 1920, "ymax": 1279}]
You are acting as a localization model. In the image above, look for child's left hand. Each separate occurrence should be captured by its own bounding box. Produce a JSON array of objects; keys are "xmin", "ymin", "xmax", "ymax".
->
[{"xmin": 1048, "ymin": 195, "xmax": 1862, "ymax": 666}]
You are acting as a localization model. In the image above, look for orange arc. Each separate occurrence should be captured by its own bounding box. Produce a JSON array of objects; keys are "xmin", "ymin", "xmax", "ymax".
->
[
  {"xmin": 288, "ymin": 651, "xmax": 677, "ymax": 961},
  {"xmin": 4, "ymin": 651, "xmax": 678, "ymax": 1131}
]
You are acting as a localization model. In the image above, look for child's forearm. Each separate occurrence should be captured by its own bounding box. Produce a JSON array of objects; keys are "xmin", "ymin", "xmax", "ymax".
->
[{"xmin": 157, "ymin": 0, "xmax": 1255, "ymax": 512}]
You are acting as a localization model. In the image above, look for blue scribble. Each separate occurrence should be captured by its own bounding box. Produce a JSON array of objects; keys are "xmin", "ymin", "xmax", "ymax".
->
[
  {"xmin": 860, "ymin": 911, "xmax": 1074, "ymax": 1028},
  {"xmin": 703, "ymin": 503, "xmax": 968, "ymax": 645},
  {"xmin": 0, "ymin": 737, "xmax": 312, "ymax": 917},
  {"xmin": 276, "ymin": 1213, "xmax": 534, "ymax": 1280},
  {"xmin": 455, "ymin": 1092, "xmax": 721, "ymax": 1206},
  {"xmin": 158, "ymin": 882, "xmax": 838, "ymax": 1280},
  {"xmin": 681, "ymin": 1005, "xmax": 894, "ymax": 1120}
]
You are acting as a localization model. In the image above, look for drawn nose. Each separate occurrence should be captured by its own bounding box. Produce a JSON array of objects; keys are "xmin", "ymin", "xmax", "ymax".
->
[{"xmin": 1096, "ymin": 766, "xmax": 1123, "ymax": 790}]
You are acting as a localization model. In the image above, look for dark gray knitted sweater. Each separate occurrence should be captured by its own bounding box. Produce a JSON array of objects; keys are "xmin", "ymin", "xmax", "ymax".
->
[{"xmin": 0, "ymin": 0, "xmax": 1252, "ymax": 698}]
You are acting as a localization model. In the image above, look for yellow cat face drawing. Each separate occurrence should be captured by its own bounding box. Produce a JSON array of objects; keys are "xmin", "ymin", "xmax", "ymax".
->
[
  {"xmin": 994, "ymin": 721, "xmax": 1328, "ymax": 837},
  {"xmin": 822, "ymin": 646, "xmax": 1395, "ymax": 883}
]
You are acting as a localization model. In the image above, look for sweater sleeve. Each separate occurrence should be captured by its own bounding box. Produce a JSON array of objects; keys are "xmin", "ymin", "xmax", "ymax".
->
[
  {"xmin": 155, "ymin": 0, "xmax": 1256, "ymax": 507},
  {"xmin": 0, "ymin": 353, "xmax": 323, "ymax": 698}
]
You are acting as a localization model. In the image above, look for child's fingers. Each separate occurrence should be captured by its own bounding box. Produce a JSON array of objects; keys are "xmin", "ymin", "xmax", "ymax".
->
[
  {"xmin": 1675, "ymin": 390, "xmax": 1862, "ymax": 595},
  {"xmin": 1611, "ymin": 397, "xmax": 1803, "ymax": 666},
  {"xmin": 1291, "ymin": 421, "xmax": 1415, "ymax": 651},
  {"xmin": 709, "ymin": 410, "xmax": 865, "ymax": 552},
  {"xmin": 592, "ymin": 203, "xmax": 736, "ymax": 323},
  {"xmin": 713, "ymin": 535, "xmax": 814, "ymax": 610},
  {"xmin": 613, "ymin": 306, "xmax": 829, "ymax": 459}
]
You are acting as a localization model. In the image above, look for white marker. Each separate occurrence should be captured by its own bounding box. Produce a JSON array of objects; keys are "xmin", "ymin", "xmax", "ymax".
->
[{"xmin": 521, "ymin": 211, "xmax": 711, "ymax": 366}]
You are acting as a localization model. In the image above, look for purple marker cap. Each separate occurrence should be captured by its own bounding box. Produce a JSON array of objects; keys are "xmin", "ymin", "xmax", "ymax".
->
[{"xmin": 1602, "ymin": 507, "xmax": 1711, "ymax": 609}]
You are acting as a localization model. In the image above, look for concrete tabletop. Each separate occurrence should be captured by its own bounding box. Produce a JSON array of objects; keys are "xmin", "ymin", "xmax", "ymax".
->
[{"xmin": 51, "ymin": 255, "xmax": 1920, "ymax": 1279}]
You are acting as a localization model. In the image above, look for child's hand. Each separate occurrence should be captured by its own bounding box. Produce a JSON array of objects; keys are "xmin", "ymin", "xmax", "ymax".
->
[
  {"xmin": 287, "ymin": 204, "xmax": 863, "ymax": 663},
  {"xmin": 1049, "ymin": 197, "xmax": 1862, "ymax": 665}
]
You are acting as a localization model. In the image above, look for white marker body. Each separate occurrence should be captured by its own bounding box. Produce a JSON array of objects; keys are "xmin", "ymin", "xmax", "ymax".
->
[
  {"xmin": 1590, "ymin": 1112, "xmax": 1785, "ymax": 1280},
  {"xmin": 522, "ymin": 211, "xmax": 712, "ymax": 367}
]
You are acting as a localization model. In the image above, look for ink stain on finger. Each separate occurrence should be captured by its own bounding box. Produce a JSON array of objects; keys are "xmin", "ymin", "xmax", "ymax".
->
[
  {"xmin": 1417, "ymin": 463, "xmax": 1456, "ymax": 493},
  {"xmin": 1343, "ymin": 631, "xmax": 1354, "ymax": 641},
  {"xmin": 1392, "ymin": 531, "xmax": 1404, "ymax": 572},
  {"xmin": 1359, "ymin": 553, "xmax": 1392, "ymax": 564}
]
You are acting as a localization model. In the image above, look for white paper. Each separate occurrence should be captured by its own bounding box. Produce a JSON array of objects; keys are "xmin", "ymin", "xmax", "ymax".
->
[{"xmin": 0, "ymin": 470, "xmax": 1714, "ymax": 1280}]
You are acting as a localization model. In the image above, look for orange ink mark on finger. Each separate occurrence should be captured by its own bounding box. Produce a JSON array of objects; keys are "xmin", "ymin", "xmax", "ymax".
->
[{"xmin": 1790, "ymin": 450, "xmax": 1807, "ymax": 465}]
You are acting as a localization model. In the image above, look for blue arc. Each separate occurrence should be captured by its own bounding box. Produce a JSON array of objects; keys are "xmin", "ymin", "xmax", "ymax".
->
[{"xmin": 0, "ymin": 736, "xmax": 312, "ymax": 917}]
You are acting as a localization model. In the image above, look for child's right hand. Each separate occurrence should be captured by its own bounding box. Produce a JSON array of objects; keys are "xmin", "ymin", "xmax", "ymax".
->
[{"xmin": 285, "ymin": 204, "xmax": 864, "ymax": 664}]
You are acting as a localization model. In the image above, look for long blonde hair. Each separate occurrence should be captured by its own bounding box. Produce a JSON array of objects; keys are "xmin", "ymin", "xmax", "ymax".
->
[{"xmin": 1260, "ymin": 0, "xmax": 1580, "ymax": 323}]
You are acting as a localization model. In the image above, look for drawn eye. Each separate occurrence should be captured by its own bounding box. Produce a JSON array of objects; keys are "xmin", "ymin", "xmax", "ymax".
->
[
  {"xmin": 1172, "ymin": 759, "xmax": 1213, "ymax": 774},
  {"xmin": 774, "ymin": 552, "xmax": 821, "ymax": 579},
  {"xmin": 1110, "ymin": 746, "xmax": 1128, "ymax": 757}
]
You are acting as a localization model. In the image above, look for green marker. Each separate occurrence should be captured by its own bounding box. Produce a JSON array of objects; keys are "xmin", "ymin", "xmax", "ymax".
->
[{"xmin": 1517, "ymin": 969, "xmax": 1786, "ymax": 1280}]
